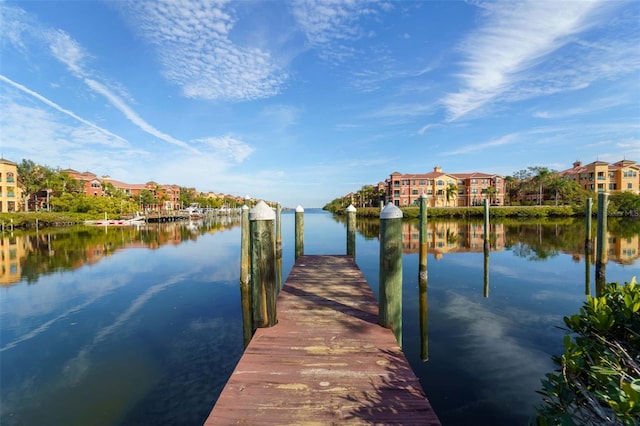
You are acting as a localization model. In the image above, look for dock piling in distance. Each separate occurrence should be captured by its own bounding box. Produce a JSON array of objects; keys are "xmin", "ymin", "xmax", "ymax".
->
[
  {"xmin": 295, "ymin": 205, "xmax": 304, "ymax": 260},
  {"xmin": 346, "ymin": 204, "xmax": 356, "ymax": 257},
  {"xmin": 249, "ymin": 201, "xmax": 277, "ymax": 328},
  {"xmin": 379, "ymin": 203, "xmax": 403, "ymax": 345}
]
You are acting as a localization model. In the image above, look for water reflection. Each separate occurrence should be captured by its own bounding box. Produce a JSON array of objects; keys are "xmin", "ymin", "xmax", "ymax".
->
[
  {"xmin": 0, "ymin": 218, "xmax": 240, "ymax": 286},
  {"xmin": 343, "ymin": 217, "xmax": 640, "ymax": 265}
]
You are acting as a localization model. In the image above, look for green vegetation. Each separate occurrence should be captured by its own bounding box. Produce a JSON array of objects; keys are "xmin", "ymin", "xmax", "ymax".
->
[{"xmin": 535, "ymin": 278, "xmax": 640, "ymax": 426}]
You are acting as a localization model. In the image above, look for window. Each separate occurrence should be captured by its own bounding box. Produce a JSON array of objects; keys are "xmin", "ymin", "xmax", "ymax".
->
[
  {"xmin": 6, "ymin": 172, "xmax": 14, "ymax": 183},
  {"xmin": 394, "ymin": 190, "xmax": 400, "ymax": 197},
  {"xmin": 629, "ymin": 183, "xmax": 633, "ymax": 189},
  {"xmin": 427, "ymin": 190, "xmax": 433, "ymax": 195},
  {"xmin": 419, "ymin": 180, "xmax": 426, "ymax": 185},
  {"xmin": 609, "ymin": 183, "xmax": 617, "ymax": 190},
  {"xmin": 412, "ymin": 189, "xmax": 418, "ymax": 195},
  {"xmin": 437, "ymin": 180, "xmax": 444, "ymax": 186},
  {"xmin": 394, "ymin": 181, "xmax": 400, "ymax": 188},
  {"xmin": 458, "ymin": 180, "xmax": 465, "ymax": 185},
  {"xmin": 436, "ymin": 189, "xmax": 443, "ymax": 195},
  {"xmin": 471, "ymin": 179, "xmax": 477, "ymax": 184}
]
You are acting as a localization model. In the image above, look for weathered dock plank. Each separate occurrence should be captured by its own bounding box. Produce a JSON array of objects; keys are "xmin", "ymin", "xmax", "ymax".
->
[{"xmin": 205, "ymin": 255, "xmax": 440, "ymax": 425}]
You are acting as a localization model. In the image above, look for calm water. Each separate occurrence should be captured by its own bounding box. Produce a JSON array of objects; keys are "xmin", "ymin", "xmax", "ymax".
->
[{"xmin": 1, "ymin": 211, "xmax": 639, "ymax": 425}]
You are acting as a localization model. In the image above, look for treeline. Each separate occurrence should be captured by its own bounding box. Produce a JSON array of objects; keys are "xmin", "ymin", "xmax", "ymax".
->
[{"xmin": 14, "ymin": 159, "xmax": 243, "ymax": 216}]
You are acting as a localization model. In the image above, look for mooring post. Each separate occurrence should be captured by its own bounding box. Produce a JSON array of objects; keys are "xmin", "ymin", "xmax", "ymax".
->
[
  {"xmin": 249, "ymin": 200, "xmax": 277, "ymax": 328},
  {"xmin": 483, "ymin": 198, "xmax": 490, "ymax": 249},
  {"xmin": 346, "ymin": 204, "xmax": 356, "ymax": 257},
  {"xmin": 295, "ymin": 205, "xmax": 304, "ymax": 260},
  {"xmin": 585, "ymin": 198, "xmax": 593, "ymax": 252},
  {"xmin": 595, "ymin": 193, "xmax": 608, "ymax": 296},
  {"xmin": 276, "ymin": 203, "xmax": 283, "ymax": 291},
  {"xmin": 419, "ymin": 193, "xmax": 428, "ymax": 278},
  {"xmin": 379, "ymin": 203, "xmax": 403, "ymax": 346},
  {"xmin": 240, "ymin": 205, "xmax": 252, "ymax": 346}
]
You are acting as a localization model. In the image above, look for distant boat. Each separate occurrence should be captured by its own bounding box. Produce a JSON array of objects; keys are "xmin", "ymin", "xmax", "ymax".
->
[{"xmin": 84, "ymin": 213, "xmax": 146, "ymax": 227}]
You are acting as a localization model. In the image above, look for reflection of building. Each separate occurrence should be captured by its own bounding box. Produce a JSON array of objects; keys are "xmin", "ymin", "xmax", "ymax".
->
[
  {"xmin": 0, "ymin": 158, "xmax": 22, "ymax": 212},
  {"xmin": 0, "ymin": 234, "xmax": 31, "ymax": 286},
  {"xmin": 385, "ymin": 166, "xmax": 506, "ymax": 207},
  {"xmin": 605, "ymin": 235, "xmax": 640, "ymax": 265},
  {"xmin": 401, "ymin": 221, "xmax": 505, "ymax": 257}
]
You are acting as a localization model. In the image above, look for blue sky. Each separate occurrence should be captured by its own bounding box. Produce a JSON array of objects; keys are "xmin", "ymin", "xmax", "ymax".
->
[{"xmin": 1, "ymin": 0, "xmax": 638, "ymax": 208}]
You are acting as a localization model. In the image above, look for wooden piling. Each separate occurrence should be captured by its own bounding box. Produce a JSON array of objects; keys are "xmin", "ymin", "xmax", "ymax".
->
[
  {"xmin": 379, "ymin": 203, "xmax": 403, "ymax": 346},
  {"xmin": 595, "ymin": 193, "xmax": 608, "ymax": 295},
  {"xmin": 295, "ymin": 205, "xmax": 304, "ymax": 260},
  {"xmin": 419, "ymin": 193, "xmax": 428, "ymax": 279},
  {"xmin": 483, "ymin": 198, "xmax": 489, "ymax": 249},
  {"xmin": 346, "ymin": 204, "xmax": 356, "ymax": 257},
  {"xmin": 585, "ymin": 198, "xmax": 593, "ymax": 252},
  {"xmin": 483, "ymin": 243, "xmax": 490, "ymax": 298},
  {"xmin": 249, "ymin": 201, "xmax": 277, "ymax": 328},
  {"xmin": 276, "ymin": 204, "xmax": 283, "ymax": 291},
  {"xmin": 240, "ymin": 205, "xmax": 252, "ymax": 346}
]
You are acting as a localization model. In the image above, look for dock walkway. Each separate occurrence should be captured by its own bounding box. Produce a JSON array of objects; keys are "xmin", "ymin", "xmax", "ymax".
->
[{"xmin": 205, "ymin": 255, "xmax": 440, "ymax": 425}]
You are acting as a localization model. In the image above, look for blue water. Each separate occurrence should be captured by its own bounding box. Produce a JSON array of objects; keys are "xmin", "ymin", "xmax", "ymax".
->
[{"xmin": 1, "ymin": 211, "xmax": 638, "ymax": 425}]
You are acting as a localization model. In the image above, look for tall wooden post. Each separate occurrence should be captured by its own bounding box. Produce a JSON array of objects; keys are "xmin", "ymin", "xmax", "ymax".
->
[
  {"xmin": 483, "ymin": 199, "xmax": 490, "ymax": 248},
  {"xmin": 276, "ymin": 204, "xmax": 283, "ymax": 291},
  {"xmin": 595, "ymin": 193, "xmax": 608, "ymax": 296},
  {"xmin": 295, "ymin": 205, "xmax": 304, "ymax": 260},
  {"xmin": 249, "ymin": 201, "xmax": 277, "ymax": 328},
  {"xmin": 585, "ymin": 198, "xmax": 593, "ymax": 252},
  {"xmin": 379, "ymin": 203, "xmax": 403, "ymax": 346},
  {"xmin": 483, "ymin": 199, "xmax": 490, "ymax": 297},
  {"xmin": 419, "ymin": 193, "xmax": 428, "ymax": 279},
  {"xmin": 239, "ymin": 205, "xmax": 252, "ymax": 346},
  {"xmin": 346, "ymin": 204, "xmax": 356, "ymax": 257},
  {"xmin": 418, "ymin": 193, "xmax": 429, "ymax": 360}
]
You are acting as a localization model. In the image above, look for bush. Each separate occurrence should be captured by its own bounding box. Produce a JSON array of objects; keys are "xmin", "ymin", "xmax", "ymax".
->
[{"xmin": 535, "ymin": 278, "xmax": 640, "ymax": 425}]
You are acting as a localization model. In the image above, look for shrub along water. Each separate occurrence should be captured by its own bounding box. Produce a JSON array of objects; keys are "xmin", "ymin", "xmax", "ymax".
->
[{"xmin": 535, "ymin": 278, "xmax": 640, "ymax": 426}]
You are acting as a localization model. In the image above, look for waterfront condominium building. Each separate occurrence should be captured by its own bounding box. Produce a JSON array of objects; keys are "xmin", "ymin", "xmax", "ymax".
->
[
  {"xmin": 0, "ymin": 158, "xmax": 22, "ymax": 212},
  {"xmin": 385, "ymin": 166, "xmax": 506, "ymax": 207},
  {"xmin": 558, "ymin": 160, "xmax": 640, "ymax": 195}
]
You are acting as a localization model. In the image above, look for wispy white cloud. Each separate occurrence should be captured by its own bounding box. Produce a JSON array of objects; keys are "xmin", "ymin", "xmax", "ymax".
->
[
  {"xmin": 442, "ymin": 133, "xmax": 518, "ymax": 156},
  {"xmin": 118, "ymin": 0, "xmax": 288, "ymax": 101},
  {"xmin": 193, "ymin": 135, "xmax": 254, "ymax": 163},
  {"xmin": 443, "ymin": 0, "xmax": 611, "ymax": 121},
  {"xmin": 0, "ymin": 74, "xmax": 128, "ymax": 146},
  {"xmin": 291, "ymin": 0, "xmax": 382, "ymax": 64}
]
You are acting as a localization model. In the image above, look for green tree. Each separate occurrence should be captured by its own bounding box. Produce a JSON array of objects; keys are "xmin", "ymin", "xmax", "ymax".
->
[
  {"xmin": 485, "ymin": 186, "xmax": 497, "ymax": 204},
  {"xmin": 445, "ymin": 183, "xmax": 458, "ymax": 206},
  {"xmin": 17, "ymin": 159, "xmax": 47, "ymax": 211},
  {"xmin": 529, "ymin": 166, "xmax": 553, "ymax": 205}
]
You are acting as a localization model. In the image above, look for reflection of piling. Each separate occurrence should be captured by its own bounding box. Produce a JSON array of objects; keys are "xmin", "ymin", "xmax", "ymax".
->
[
  {"xmin": 379, "ymin": 203, "xmax": 403, "ymax": 346},
  {"xmin": 419, "ymin": 278, "xmax": 429, "ymax": 362},
  {"xmin": 483, "ymin": 243, "xmax": 490, "ymax": 298},
  {"xmin": 240, "ymin": 205, "xmax": 252, "ymax": 347},
  {"xmin": 585, "ymin": 248, "xmax": 591, "ymax": 296},
  {"xmin": 346, "ymin": 204, "xmax": 357, "ymax": 257},
  {"xmin": 250, "ymin": 201, "xmax": 277, "ymax": 328},
  {"xmin": 418, "ymin": 193, "xmax": 429, "ymax": 360},
  {"xmin": 295, "ymin": 205, "xmax": 304, "ymax": 260},
  {"xmin": 595, "ymin": 193, "xmax": 608, "ymax": 296},
  {"xmin": 276, "ymin": 204, "xmax": 283, "ymax": 292}
]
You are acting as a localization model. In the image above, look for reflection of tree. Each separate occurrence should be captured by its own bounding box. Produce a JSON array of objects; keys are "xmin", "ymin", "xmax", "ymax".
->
[{"xmin": 17, "ymin": 219, "xmax": 239, "ymax": 284}]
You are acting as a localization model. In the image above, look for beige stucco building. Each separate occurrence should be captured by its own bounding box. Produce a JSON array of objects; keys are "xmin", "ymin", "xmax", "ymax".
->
[{"xmin": 0, "ymin": 158, "xmax": 22, "ymax": 212}]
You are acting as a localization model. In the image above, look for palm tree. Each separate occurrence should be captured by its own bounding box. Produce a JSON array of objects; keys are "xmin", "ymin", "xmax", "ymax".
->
[
  {"xmin": 485, "ymin": 186, "xmax": 497, "ymax": 204},
  {"xmin": 445, "ymin": 183, "xmax": 458, "ymax": 207},
  {"xmin": 530, "ymin": 167, "xmax": 552, "ymax": 206}
]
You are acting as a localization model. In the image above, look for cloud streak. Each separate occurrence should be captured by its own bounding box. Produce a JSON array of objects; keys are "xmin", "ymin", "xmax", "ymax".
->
[
  {"xmin": 0, "ymin": 74, "xmax": 128, "ymax": 146},
  {"xmin": 443, "ymin": 0, "xmax": 605, "ymax": 121}
]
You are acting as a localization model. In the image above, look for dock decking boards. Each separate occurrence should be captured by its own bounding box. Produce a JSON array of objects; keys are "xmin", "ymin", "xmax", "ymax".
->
[{"xmin": 205, "ymin": 255, "xmax": 441, "ymax": 425}]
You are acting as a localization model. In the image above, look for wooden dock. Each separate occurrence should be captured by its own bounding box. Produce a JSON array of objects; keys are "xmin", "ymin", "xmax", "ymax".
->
[{"xmin": 205, "ymin": 255, "xmax": 440, "ymax": 425}]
